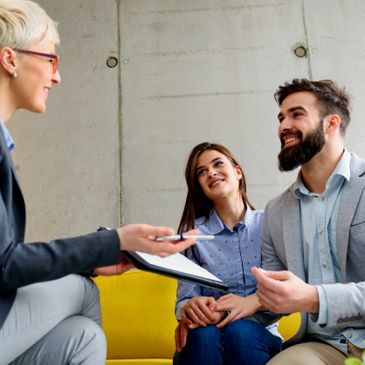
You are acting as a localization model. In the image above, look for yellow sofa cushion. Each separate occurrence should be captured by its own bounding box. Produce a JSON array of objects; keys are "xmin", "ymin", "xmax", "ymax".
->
[
  {"xmin": 278, "ymin": 312, "xmax": 301, "ymax": 341},
  {"xmin": 94, "ymin": 270, "xmax": 178, "ymax": 364}
]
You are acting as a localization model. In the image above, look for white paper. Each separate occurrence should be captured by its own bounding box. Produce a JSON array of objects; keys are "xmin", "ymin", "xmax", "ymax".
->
[{"xmin": 135, "ymin": 251, "xmax": 223, "ymax": 282}]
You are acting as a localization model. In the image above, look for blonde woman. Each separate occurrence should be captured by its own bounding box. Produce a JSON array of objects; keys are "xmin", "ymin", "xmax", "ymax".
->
[{"xmin": 0, "ymin": 1, "xmax": 195, "ymax": 364}]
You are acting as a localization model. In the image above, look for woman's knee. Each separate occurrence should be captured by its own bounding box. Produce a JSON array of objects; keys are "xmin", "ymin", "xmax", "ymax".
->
[
  {"xmin": 177, "ymin": 325, "xmax": 223, "ymax": 365},
  {"xmin": 57, "ymin": 316, "xmax": 107, "ymax": 363},
  {"xmin": 10, "ymin": 316, "xmax": 106, "ymax": 365},
  {"xmin": 223, "ymin": 319, "xmax": 261, "ymax": 339},
  {"xmin": 187, "ymin": 325, "xmax": 221, "ymax": 347}
]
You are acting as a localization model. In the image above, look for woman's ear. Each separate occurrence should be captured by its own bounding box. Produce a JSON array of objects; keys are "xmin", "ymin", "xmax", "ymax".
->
[
  {"xmin": 0, "ymin": 47, "xmax": 17, "ymax": 76},
  {"xmin": 236, "ymin": 166, "xmax": 243, "ymax": 180}
]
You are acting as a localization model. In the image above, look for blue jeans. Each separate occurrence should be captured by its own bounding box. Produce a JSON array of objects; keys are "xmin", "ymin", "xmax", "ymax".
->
[{"xmin": 174, "ymin": 319, "xmax": 282, "ymax": 365}]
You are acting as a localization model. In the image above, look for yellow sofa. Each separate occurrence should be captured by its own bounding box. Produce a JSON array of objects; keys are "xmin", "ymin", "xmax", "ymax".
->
[{"xmin": 94, "ymin": 270, "xmax": 301, "ymax": 365}]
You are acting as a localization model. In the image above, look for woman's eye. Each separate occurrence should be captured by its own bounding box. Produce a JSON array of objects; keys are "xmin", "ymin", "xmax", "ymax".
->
[{"xmin": 197, "ymin": 169, "xmax": 205, "ymax": 176}]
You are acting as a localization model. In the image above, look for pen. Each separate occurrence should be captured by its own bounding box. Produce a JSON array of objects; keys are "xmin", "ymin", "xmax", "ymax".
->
[{"xmin": 155, "ymin": 234, "xmax": 215, "ymax": 241}]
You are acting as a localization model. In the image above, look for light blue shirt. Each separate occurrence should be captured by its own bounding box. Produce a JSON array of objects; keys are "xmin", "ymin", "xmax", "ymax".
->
[
  {"xmin": 293, "ymin": 149, "xmax": 363, "ymax": 354},
  {"xmin": 0, "ymin": 122, "xmax": 15, "ymax": 151},
  {"xmin": 175, "ymin": 206, "xmax": 262, "ymax": 318}
]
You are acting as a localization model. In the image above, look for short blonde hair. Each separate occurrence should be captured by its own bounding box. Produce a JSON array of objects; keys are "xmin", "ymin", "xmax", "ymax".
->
[{"xmin": 0, "ymin": 0, "xmax": 59, "ymax": 49}]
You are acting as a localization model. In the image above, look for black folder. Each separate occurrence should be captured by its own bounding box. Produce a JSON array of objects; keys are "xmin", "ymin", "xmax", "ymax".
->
[{"xmin": 122, "ymin": 250, "xmax": 228, "ymax": 291}]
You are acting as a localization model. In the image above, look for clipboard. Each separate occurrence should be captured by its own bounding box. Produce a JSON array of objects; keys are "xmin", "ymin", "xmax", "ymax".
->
[{"xmin": 122, "ymin": 250, "xmax": 229, "ymax": 291}]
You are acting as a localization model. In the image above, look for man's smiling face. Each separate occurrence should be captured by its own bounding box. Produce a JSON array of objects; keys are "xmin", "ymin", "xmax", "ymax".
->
[{"xmin": 277, "ymin": 91, "xmax": 326, "ymax": 171}]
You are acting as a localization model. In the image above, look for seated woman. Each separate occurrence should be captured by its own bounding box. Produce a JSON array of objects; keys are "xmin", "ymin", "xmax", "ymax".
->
[{"xmin": 174, "ymin": 142, "xmax": 282, "ymax": 365}]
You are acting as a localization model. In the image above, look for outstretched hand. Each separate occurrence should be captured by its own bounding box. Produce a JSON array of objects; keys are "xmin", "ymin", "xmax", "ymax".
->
[
  {"xmin": 117, "ymin": 224, "xmax": 198, "ymax": 257},
  {"xmin": 252, "ymin": 267, "xmax": 319, "ymax": 313}
]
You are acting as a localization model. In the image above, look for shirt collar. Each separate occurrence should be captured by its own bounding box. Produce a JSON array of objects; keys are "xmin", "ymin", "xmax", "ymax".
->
[
  {"xmin": 0, "ymin": 122, "xmax": 15, "ymax": 151},
  {"xmin": 205, "ymin": 205, "xmax": 253, "ymax": 234},
  {"xmin": 329, "ymin": 148, "xmax": 351, "ymax": 183},
  {"xmin": 293, "ymin": 149, "xmax": 351, "ymax": 199}
]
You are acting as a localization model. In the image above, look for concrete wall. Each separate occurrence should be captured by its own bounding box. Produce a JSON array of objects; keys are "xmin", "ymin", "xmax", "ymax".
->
[{"xmin": 8, "ymin": 0, "xmax": 365, "ymax": 241}]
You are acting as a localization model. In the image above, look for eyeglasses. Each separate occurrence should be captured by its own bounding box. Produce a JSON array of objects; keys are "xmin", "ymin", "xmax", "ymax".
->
[{"xmin": 14, "ymin": 49, "xmax": 59, "ymax": 74}]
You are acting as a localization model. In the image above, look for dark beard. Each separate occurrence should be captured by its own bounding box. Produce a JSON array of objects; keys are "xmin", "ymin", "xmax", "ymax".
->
[{"xmin": 278, "ymin": 121, "xmax": 325, "ymax": 171}]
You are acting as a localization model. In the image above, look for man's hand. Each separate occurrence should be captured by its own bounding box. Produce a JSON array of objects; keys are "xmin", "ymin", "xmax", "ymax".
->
[
  {"xmin": 117, "ymin": 225, "xmax": 198, "ymax": 257},
  {"xmin": 93, "ymin": 254, "xmax": 134, "ymax": 276},
  {"xmin": 252, "ymin": 267, "xmax": 319, "ymax": 313},
  {"xmin": 214, "ymin": 293, "xmax": 263, "ymax": 328},
  {"xmin": 181, "ymin": 296, "xmax": 222, "ymax": 327}
]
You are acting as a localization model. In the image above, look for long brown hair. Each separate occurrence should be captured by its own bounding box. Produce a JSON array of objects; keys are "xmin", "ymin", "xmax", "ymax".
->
[{"xmin": 178, "ymin": 142, "xmax": 254, "ymax": 233}]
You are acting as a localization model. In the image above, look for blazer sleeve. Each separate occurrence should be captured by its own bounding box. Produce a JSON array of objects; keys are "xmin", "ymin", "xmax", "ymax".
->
[
  {"xmin": 319, "ymin": 206, "xmax": 365, "ymax": 327},
  {"xmin": 318, "ymin": 282, "xmax": 365, "ymax": 328},
  {"xmin": 319, "ymin": 163, "xmax": 365, "ymax": 328},
  {"xmin": 0, "ymin": 192, "xmax": 120, "ymax": 290}
]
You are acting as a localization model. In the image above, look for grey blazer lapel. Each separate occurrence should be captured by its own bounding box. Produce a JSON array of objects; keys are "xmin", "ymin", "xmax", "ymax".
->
[
  {"xmin": 282, "ymin": 186, "xmax": 307, "ymax": 280},
  {"xmin": 336, "ymin": 154, "xmax": 365, "ymax": 277}
]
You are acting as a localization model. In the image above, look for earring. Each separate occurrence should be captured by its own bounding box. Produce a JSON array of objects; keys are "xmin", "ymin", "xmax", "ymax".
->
[{"xmin": 11, "ymin": 71, "xmax": 17, "ymax": 79}]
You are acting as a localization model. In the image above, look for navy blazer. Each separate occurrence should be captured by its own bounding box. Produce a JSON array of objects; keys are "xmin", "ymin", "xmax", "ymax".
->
[{"xmin": 0, "ymin": 127, "xmax": 120, "ymax": 329}]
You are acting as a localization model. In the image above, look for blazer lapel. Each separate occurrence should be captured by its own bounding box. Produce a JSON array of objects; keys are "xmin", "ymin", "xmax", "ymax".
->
[
  {"xmin": 336, "ymin": 155, "xmax": 365, "ymax": 278},
  {"xmin": 282, "ymin": 187, "xmax": 307, "ymax": 280}
]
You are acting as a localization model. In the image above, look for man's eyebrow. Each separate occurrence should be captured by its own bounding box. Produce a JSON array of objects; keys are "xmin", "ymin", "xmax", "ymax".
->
[{"xmin": 278, "ymin": 106, "xmax": 306, "ymax": 120}]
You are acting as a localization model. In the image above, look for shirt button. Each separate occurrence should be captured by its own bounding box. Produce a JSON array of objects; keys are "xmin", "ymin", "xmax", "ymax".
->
[
  {"xmin": 347, "ymin": 331, "xmax": 353, "ymax": 338},
  {"xmin": 319, "ymin": 229, "xmax": 324, "ymax": 235},
  {"xmin": 319, "ymin": 196, "xmax": 324, "ymax": 202},
  {"xmin": 322, "ymin": 262, "xmax": 327, "ymax": 268}
]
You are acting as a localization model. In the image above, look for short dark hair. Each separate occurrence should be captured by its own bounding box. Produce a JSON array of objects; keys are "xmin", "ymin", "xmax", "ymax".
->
[{"xmin": 274, "ymin": 79, "xmax": 352, "ymax": 135}]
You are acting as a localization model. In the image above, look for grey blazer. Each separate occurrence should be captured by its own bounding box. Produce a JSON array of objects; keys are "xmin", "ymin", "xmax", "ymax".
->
[
  {"xmin": 262, "ymin": 153, "xmax": 365, "ymax": 344},
  {"xmin": 0, "ymin": 127, "xmax": 120, "ymax": 329}
]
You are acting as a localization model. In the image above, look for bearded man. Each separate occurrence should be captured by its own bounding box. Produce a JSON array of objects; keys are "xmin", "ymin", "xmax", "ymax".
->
[{"xmin": 251, "ymin": 79, "xmax": 365, "ymax": 365}]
